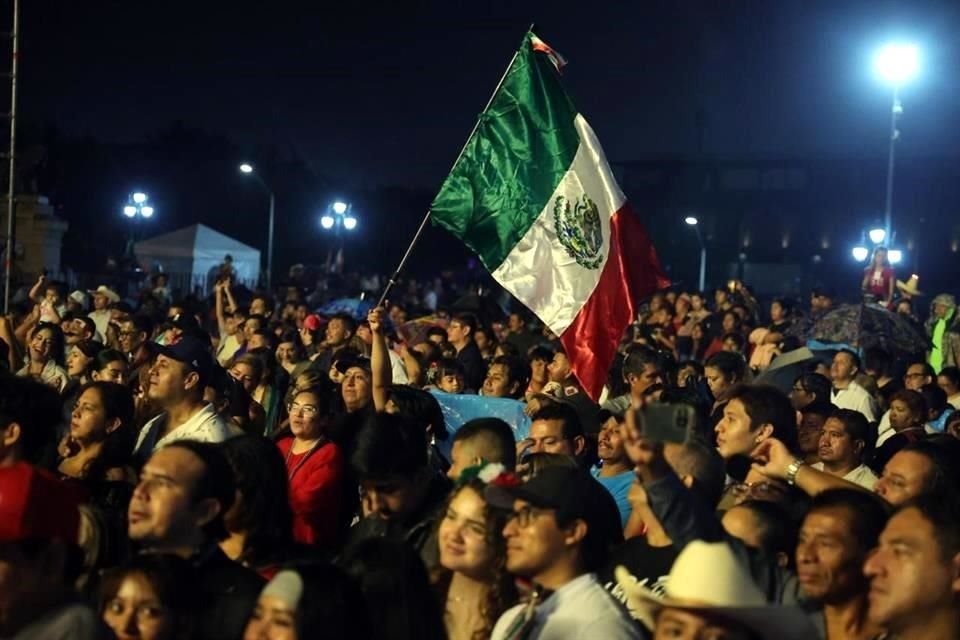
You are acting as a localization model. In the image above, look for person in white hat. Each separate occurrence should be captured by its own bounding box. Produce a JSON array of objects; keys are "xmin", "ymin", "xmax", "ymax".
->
[
  {"xmin": 87, "ymin": 285, "xmax": 120, "ymax": 337},
  {"xmin": 616, "ymin": 540, "xmax": 818, "ymax": 640}
]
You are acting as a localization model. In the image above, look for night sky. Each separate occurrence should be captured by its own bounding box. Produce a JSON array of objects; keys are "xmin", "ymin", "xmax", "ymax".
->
[{"xmin": 22, "ymin": 0, "xmax": 960, "ymax": 191}]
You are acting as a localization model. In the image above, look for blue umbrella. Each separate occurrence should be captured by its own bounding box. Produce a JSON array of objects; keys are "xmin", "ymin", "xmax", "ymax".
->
[{"xmin": 318, "ymin": 298, "xmax": 373, "ymax": 321}]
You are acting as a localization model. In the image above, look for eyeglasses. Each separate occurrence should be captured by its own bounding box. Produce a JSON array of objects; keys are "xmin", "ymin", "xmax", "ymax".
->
[
  {"xmin": 791, "ymin": 385, "xmax": 807, "ymax": 393},
  {"xmin": 904, "ymin": 372, "xmax": 927, "ymax": 379},
  {"xmin": 726, "ymin": 481, "xmax": 783, "ymax": 501},
  {"xmin": 288, "ymin": 402, "xmax": 319, "ymax": 417},
  {"xmin": 506, "ymin": 505, "xmax": 551, "ymax": 528},
  {"xmin": 119, "ymin": 330, "xmax": 139, "ymax": 337}
]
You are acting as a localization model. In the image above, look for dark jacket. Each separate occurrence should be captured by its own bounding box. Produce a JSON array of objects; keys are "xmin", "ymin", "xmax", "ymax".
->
[
  {"xmin": 456, "ymin": 341, "xmax": 486, "ymax": 392},
  {"xmin": 188, "ymin": 544, "xmax": 266, "ymax": 640},
  {"xmin": 344, "ymin": 472, "xmax": 451, "ymax": 570},
  {"xmin": 645, "ymin": 472, "xmax": 805, "ymax": 606}
]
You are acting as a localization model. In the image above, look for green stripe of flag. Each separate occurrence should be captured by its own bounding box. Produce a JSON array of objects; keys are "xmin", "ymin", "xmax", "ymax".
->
[{"xmin": 431, "ymin": 32, "xmax": 581, "ymax": 270}]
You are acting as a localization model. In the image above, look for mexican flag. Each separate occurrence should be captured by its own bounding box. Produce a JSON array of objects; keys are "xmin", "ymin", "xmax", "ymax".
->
[{"xmin": 431, "ymin": 32, "xmax": 668, "ymax": 401}]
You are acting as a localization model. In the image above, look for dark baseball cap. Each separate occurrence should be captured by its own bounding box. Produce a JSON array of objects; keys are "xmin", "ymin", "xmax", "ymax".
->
[
  {"xmin": 152, "ymin": 336, "xmax": 214, "ymax": 387},
  {"xmin": 486, "ymin": 466, "xmax": 622, "ymax": 543},
  {"xmin": 334, "ymin": 354, "xmax": 371, "ymax": 375}
]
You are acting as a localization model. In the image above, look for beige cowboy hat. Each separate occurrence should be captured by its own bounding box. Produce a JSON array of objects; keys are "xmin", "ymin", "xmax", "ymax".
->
[
  {"xmin": 615, "ymin": 541, "xmax": 817, "ymax": 640},
  {"xmin": 896, "ymin": 274, "xmax": 923, "ymax": 297}
]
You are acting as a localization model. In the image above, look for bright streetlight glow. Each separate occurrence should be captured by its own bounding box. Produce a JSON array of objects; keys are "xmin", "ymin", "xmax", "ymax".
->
[
  {"xmin": 239, "ymin": 163, "xmax": 254, "ymax": 174},
  {"xmin": 132, "ymin": 192, "xmax": 147, "ymax": 204},
  {"xmin": 868, "ymin": 228, "xmax": 886, "ymax": 244},
  {"xmin": 852, "ymin": 246, "xmax": 870, "ymax": 262},
  {"xmin": 123, "ymin": 205, "xmax": 137, "ymax": 218},
  {"xmin": 343, "ymin": 216, "xmax": 357, "ymax": 231},
  {"xmin": 875, "ymin": 43, "xmax": 920, "ymax": 86},
  {"xmin": 332, "ymin": 201, "xmax": 348, "ymax": 215},
  {"xmin": 140, "ymin": 206, "xmax": 154, "ymax": 218},
  {"xmin": 888, "ymin": 249, "xmax": 903, "ymax": 264},
  {"xmin": 320, "ymin": 215, "xmax": 335, "ymax": 229},
  {"xmin": 684, "ymin": 216, "xmax": 698, "ymax": 226}
]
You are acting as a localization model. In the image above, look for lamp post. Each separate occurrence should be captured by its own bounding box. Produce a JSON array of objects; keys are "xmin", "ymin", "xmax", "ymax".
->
[
  {"xmin": 685, "ymin": 216, "xmax": 706, "ymax": 291},
  {"xmin": 320, "ymin": 201, "xmax": 357, "ymax": 272},
  {"xmin": 239, "ymin": 163, "xmax": 276, "ymax": 289},
  {"xmin": 122, "ymin": 192, "xmax": 154, "ymax": 258},
  {"xmin": 874, "ymin": 42, "xmax": 919, "ymax": 246}
]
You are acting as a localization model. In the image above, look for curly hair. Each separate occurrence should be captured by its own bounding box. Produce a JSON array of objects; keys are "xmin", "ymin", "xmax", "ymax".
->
[{"xmin": 431, "ymin": 480, "xmax": 518, "ymax": 640}]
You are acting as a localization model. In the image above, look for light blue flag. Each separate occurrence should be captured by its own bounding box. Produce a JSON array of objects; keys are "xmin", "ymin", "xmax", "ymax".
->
[{"xmin": 429, "ymin": 390, "xmax": 530, "ymax": 460}]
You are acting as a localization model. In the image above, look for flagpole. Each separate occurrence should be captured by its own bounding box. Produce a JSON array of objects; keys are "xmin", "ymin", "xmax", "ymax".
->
[{"xmin": 377, "ymin": 26, "xmax": 534, "ymax": 308}]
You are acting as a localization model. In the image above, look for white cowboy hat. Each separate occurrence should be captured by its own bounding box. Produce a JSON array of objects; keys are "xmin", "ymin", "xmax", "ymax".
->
[
  {"xmin": 896, "ymin": 274, "xmax": 923, "ymax": 297},
  {"xmin": 88, "ymin": 285, "xmax": 120, "ymax": 304},
  {"xmin": 615, "ymin": 541, "xmax": 817, "ymax": 640}
]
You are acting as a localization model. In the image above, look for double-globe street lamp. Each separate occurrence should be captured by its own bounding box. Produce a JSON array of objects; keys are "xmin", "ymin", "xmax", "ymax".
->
[{"xmin": 122, "ymin": 191, "xmax": 154, "ymax": 257}]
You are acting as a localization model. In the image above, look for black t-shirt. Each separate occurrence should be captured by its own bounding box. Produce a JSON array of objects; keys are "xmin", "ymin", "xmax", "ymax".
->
[{"xmin": 598, "ymin": 536, "xmax": 679, "ymax": 618}]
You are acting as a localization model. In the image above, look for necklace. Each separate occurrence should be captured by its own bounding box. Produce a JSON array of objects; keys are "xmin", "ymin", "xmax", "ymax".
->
[{"xmin": 284, "ymin": 437, "xmax": 325, "ymax": 481}]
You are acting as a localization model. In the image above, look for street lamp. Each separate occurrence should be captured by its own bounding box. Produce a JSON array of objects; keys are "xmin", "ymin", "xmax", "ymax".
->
[
  {"xmin": 874, "ymin": 42, "xmax": 920, "ymax": 247},
  {"xmin": 122, "ymin": 192, "xmax": 154, "ymax": 257},
  {"xmin": 684, "ymin": 216, "xmax": 706, "ymax": 291},
  {"xmin": 888, "ymin": 249, "xmax": 903, "ymax": 264},
  {"xmin": 238, "ymin": 163, "xmax": 276, "ymax": 289},
  {"xmin": 852, "ymin": 246, "xmax": 870, "ymax": 262},
  {"xmin": 320, "ymin": 200, "xmax": 358, "ymax": 272},
  {"xmin": 868, "ymin": 227, "xmax": 886, "ymax": 245}
]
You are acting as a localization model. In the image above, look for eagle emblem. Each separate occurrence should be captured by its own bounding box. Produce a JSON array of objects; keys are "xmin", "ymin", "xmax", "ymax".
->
[{"xmin": 552, "ymin": 193, "xmax": 604, "ymax": 270}]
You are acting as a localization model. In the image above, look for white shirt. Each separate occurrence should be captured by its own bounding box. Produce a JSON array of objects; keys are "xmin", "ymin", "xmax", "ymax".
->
[
  {"xmin": 830, "ymin": 381, "xmax": 878, "ymax": 423},
  {"xmin": 812, "ymin": 462, "xmax": 878, "ymax": 490},
  {"xmin": 134, "ymin": 402, "xmax": 233, "ymax": 461},
  {"xmin": 490, "ymin": 574, "xmax": 640, "ymax": 640},
  {"xmin": 949, "ymin": 394, "xmax": 960, "ymax": 411},
  {"xmin": 87, "ymin": 309, "xmax": 112, "ymax": 340},
  {"xmin": 389, "ymin": 350, "xmax": 409, "ymax": 385},
  {"xmin": 216, "ymin": 332, "xmax": 241, "ymax": 366}
]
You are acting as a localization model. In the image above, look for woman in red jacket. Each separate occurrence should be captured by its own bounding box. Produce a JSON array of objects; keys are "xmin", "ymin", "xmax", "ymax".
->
[{"xmin": 275, "ymin": 384, "xmax": 344, "ymax": 547}]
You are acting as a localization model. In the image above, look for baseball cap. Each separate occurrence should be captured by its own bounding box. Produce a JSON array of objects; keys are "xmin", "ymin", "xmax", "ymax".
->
[
  {"xmin": 68, "ymin": 290, "xmax": 88, "ymax": 307},
  {"xmin": 0, "ymin": 464, "xmax": 82, "ymax": 544},
  {"xmin": 88, "ymin": 285, "xmax": 120, "ymax": 304},
  {"xmin": 486, "ymin": 466, "xmax": 622, "ymax": 543},
  {"xmin": 152, "ymin": 336, "xmax": 214, "ymax": 387},
  {"xmin": 169, "ymin": 313, "xmax": 201, "ymax": 333},
  {"xmin": 334, "ymin": 353, "xmax": 371, "ymax": 374},
  {"xmin": 302, "ymin": 314, "xmax": 323, "ymax": 332}
]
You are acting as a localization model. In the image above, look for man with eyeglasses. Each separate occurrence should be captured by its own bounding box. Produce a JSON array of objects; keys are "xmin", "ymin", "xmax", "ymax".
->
[
  {"xmin": 876, "ymin": 362, "xmax": 935, "ymax": 447},
  {"xmin": 446, "ymin": 312, "xmax": 486, "ymax": 392},
  {"xmin": 486, "ymin": 466, "xmax": 639, "ymax": 639},
  {"xmin": 118, "ymin": 315, "xmax": 155, "ymax": 386}
]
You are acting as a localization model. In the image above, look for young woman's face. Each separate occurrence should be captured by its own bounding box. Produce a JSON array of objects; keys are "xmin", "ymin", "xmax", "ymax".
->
[
  {"xmin": 770, "ymin": 302, "xmax": 784, "ymax": 322},
  {"xmin": 67, "ymin": 347, "xmax": 94, "ymax": 377},
  {"xmin": 705, "ymin": 366, "xmax": 733, "ymax": 399},
  {"xmin": 102, "ymin": 573, "xmax": 174, "ymax": 640},
  {"xmin": 438, "ymin": 487, "xmax": 497, "ymax": 578},
  {"xmin": 276, "ymin": 342, "xmax": 298, "ymax": 364},
  {"xmin": 244, "ymin": 595, "xmax": 297, "ymax": 640},
  {"xmin": 71, "ymin": 387, "xmax": 114, "ymax": 445},
  {"xmin": 30, "ymin": 328, "xmax": 55, "ymax": 361},
  {"xmin": 889, "ymin": 399, "xmax": 919, "ymax": 430}
]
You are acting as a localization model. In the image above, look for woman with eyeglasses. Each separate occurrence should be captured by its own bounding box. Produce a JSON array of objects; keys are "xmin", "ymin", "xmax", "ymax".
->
[
  {"xmin": 431, "ymin": 464, "xmax": 519, "ymax": 640},
  {"xmin": 274, "ymin": 384, "xmax": 344, "ymax": 547}
]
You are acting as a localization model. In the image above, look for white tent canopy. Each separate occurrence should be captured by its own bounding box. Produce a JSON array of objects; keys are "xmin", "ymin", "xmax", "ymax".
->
[{"xmin": 135, "ymin": 224, "xmax": 261, "ymax": 296}]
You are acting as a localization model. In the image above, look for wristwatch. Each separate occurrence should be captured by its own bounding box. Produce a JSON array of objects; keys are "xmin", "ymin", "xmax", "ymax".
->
[{"xmin": 786, "ymin": 458, "xmax": 805, "ymax": 486}]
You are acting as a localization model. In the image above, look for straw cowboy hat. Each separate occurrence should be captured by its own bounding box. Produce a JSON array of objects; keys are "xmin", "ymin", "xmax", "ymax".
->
[
  {"xmin": 896, "ymin": 274, "xmax": 923, "ymax": 297},
  {"xmin": 615, "ymin": 541, "xmax": 817, "ymax": 640}
]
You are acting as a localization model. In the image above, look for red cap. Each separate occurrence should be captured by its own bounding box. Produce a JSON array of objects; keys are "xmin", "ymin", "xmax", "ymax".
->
[
  {"xmin": 303, "ymin": 314, "xmax": 322, "ymax": 332},
  {"xmin": 0, "ymin": 464, "xmax": 82, "ymax": 544}
]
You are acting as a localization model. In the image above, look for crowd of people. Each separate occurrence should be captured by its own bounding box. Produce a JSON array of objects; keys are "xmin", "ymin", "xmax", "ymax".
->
[{"xmin": 1, "ymin": 257, "xmax": 959, "ymax": 640}]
